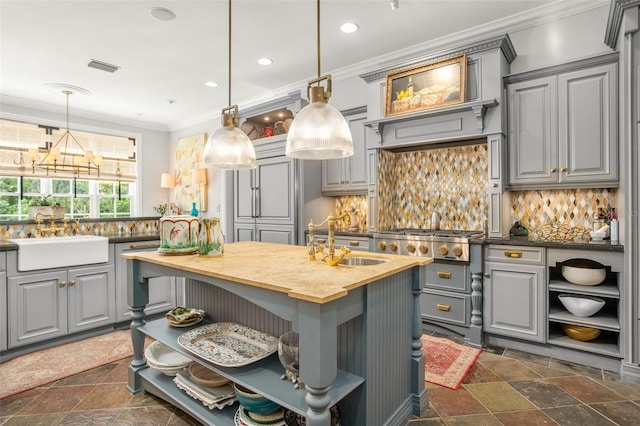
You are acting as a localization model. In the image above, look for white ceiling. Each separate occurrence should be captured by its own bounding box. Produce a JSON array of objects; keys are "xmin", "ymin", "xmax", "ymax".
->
[{"xmin": 0, "ymin": 0, "xmax": 605, "ymax": 130}]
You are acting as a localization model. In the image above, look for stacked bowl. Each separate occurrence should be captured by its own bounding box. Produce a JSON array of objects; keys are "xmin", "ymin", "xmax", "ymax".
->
[{"xmin": 144, "ymin": 341, "xmax": 193, "ymax": 376}]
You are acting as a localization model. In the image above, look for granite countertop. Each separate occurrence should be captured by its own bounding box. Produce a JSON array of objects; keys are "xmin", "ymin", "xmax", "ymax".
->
[
  {"xmin": 485, "ymin": 235, "xmax": 624, "ymax": 252},
  {"xmin": 122, "ymin": 241, "xmax": 430, "ymax": 304}
]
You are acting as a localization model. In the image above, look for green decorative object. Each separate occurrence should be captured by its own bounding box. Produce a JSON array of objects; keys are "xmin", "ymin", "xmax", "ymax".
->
[
  {"xmin": 198, "ymin": 217, "xmax": 224, "ymax": 257},
  {"xmin": 190, "ymin": 202, "xmax": 199, "ymax": 217}
]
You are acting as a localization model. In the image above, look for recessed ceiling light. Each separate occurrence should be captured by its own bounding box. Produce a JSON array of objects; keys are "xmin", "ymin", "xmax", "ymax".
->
[
  {"xmin": 340, "ymin": 22, "xmax": 359, "ymax": 34},
  {"xmin": 257, "ymin": 58, "xmax": 273, "ymax": 66},
  {"xmin": 166, "ymin": 99, "xmax": 177, "ymax": 105},
  {"xmin": 150, "ymin": 7, "xmax": 176, "ymax": 21},
  {"xmin": 205, "ymin": 81, "xmax": 218, "ymax": 88}
]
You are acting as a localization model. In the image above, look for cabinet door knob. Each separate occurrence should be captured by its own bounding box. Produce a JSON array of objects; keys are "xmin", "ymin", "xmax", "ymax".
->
[
  {"xmin": 436, "ymin": 304, "xmax": 451, "ymax": 312},
  {"xmin": 484, "ymin": 273, "xmax": 490, "ymax": 278},
  {"xmin": 69, "ymin": 280, "xmax": 76, "ymax": 286},
  {"xmin": 60, "ymin": 280, "xmax": 67, "ymax": 287},
  {"xmin": 551, "ymin": 167, "xmax": 557, "ymax": 173},
  {"xmin": 561, "ymin": 167, "xmax": 568, "ymax": 172},
  {"xmin": 492, "ymin": 183, "xmax": 498, "ymax": 188}
]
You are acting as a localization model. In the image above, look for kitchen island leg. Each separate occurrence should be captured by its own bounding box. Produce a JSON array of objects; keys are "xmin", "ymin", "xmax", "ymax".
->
[{"xmin": 127, "ymin": 260, "xmax": 149, "ymax": 393}]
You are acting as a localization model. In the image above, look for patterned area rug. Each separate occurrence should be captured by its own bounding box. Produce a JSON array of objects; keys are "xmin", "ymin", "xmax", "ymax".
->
[
  {"xmin": 0, "ymin": 330, "xmax": 136, "ymax": 399},
  {"xmin": 421, "ymin": 334, "xmax": 482, "ymax": 390}
]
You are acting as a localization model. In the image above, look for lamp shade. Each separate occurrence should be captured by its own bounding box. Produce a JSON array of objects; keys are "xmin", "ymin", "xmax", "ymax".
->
[
  {"xmin": 285, "ymin": 101, "xmax": 353, "ymax": 160},
  {"xmin": 192, "ymin": 168, "xmax": 207, "ymax": 185},
  {"xmin": 161, "ymin": 173, "xmax": 176, "ymax": 188},
  {"xmin": 203, "ymin": 126, "xmax": 256, "ymax": 169}
]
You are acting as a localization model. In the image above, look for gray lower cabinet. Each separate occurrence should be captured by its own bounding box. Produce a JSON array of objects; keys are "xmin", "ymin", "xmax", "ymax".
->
[
  {"xmin": 0, "ymin": 252, "xmax": 6, "ymax": 352},
  {"xmin": 506, "ymin": 53, "xmax": 618, "ymax": 189},
  {"xmin": 114, "ymin": 241, "xmax": 183, "ymax": 321},
  {"xmin": 483, "ymin": 245, "xmax": 546, "ymax": 343},
  {"xmin": 7, "ymin": 263, "xmax": 115, "ymax": 348},
  {"xmin": 421, "ymin": 263, "xmax": 471, "ymax": 328},
  {"xmin": 321, "ymin": 107, "xmax": 368, "ymax": 195},
  {"xmin": 234, "ymin": 150, "xmax": 297, "ymax": 244}
]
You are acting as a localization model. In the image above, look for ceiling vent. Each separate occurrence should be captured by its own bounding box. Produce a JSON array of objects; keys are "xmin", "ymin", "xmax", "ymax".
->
[{"xmin": 88, "ymin": 59, "xmax": 120, "ymax": 73}]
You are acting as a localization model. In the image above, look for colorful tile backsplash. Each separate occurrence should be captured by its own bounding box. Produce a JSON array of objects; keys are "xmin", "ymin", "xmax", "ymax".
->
[
  {"xmin": 0, "ymin": 218, "xmax": 160, "ymax": 240},
  {"xmin": 335, "ymin": 195, "xmax": 368, "ymax": 231},
  {"xmin": 511, "ymin": 188, "xmax": 618, "ymax": 230},
  {"xmin": 377, "ymin": 143, "xmax": 488, "ymax": 231}
]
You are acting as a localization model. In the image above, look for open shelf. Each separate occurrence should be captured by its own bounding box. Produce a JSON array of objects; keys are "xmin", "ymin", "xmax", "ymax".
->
[
  {"xmin": 548, "ymin": 326, "xmax": 620, "ymax": 358},
  {"xmin": 138, "ymin": 318, "xmax": 365, "ymax": 417},
  {"xmin": 548, "ymin": 280, "xmax": 619, "ymax": 298},
  {"xmin": 548, "ymin": 306, "xmax": 620, "ymax": 331},
  {"xmin": 139, "ymin": 368, "xmax": 236, "ymax": 426}
]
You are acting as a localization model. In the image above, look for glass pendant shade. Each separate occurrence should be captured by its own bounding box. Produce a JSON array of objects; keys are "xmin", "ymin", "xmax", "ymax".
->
[
  {"xmin": 203, "ymin": 115, "xmax": 256, "ymax": 169},
  {"xmin": 285, "ymin": 100, "xmax": 353, "ymax": 160}
]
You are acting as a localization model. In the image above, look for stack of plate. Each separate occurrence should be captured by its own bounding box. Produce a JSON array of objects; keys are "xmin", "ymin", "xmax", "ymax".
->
[
  {"xmin": 166, "ymin": 306, "xmax": 205, "ymax": 327},
  {"xmin": 144, "ymin": 341, "xmax": 193, "ymax": 376},
  {"xmin": 188, "ymin": 363, "xmax": 229, "ymax": 388},
  {"xmin": 234, "ymin": 407, "xmax": 285, "ymax": 426}
]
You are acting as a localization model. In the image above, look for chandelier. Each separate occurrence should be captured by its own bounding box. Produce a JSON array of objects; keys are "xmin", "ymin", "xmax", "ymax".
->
[{"xmin": 31, "ymin": 90, "xmax": 103, "ymax": 177}]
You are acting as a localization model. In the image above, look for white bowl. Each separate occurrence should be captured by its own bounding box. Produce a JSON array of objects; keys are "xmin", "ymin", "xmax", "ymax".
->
[
  {"xmin": 558, "ymin": 294, "xmax": 605, "ymax": 317},
  {"xmin": 144, "ymin": 341, "xmax": 192, "ymax": 375},
  {"xmin": 561, "ymin": 259, "xmax": 606, "ymax": 286}
]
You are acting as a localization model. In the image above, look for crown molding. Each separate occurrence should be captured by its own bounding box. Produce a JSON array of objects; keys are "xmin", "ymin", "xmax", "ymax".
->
[{"xmin": 605, "ymin": 0, "xmax": 640, "ymax": 47}]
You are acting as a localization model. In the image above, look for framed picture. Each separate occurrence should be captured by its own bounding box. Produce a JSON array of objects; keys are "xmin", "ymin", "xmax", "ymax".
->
[
  {"xmin": 385, "ymin": 54, "xmax": 466, "ymax": 116},
  {"xmin": 174, "ymin": 133, "xmax": 208, "ymax": 213}
]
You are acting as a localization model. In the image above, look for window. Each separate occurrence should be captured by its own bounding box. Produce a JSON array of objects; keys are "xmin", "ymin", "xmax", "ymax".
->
[
  {"xmin": 0, "ymin": 118, "xmax": 137, "ymax": 219},
  {"xmin": 0, "ymin": 176, "xmax": 133, "ymax": 220}
]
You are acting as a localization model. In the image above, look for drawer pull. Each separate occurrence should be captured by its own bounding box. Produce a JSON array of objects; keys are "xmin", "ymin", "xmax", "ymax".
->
[
  {"xmin": 129, "ymin": 243, "xmax": 161, "ymax": 249},
  {"xmin": 504, "ymin": 250, "xmax": 522, "ymax": 258},
  {"xmin": 437, "ymin": 304, "xmax": 451, "ymax": 312},
  {"xmin": 437, "ymin": 272, "xmax": 452, "ymax": 279},
  {"xmin": 349, "ymin": 241, "xmax": 360, "ymax": 247}
]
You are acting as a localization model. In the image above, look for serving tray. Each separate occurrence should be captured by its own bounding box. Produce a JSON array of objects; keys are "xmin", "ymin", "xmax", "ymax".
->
[{"xmin": 178, "ymin": 322, "xmax": 278, "ymax": 367}]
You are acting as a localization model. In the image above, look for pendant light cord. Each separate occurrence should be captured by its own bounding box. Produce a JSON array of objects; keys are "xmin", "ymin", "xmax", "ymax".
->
[
  {"xmin": 227, "ymin": 0, "xmax": 232, "ymax": 106},
  {"xmin": 316, "ymin": 0, "xmax": 321, "ymax": 79}
]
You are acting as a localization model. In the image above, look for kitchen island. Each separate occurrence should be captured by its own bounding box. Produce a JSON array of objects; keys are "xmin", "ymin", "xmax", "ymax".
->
[{"xmin": 124, "ymin": 241, "xmax": 431, "ymax": 426}]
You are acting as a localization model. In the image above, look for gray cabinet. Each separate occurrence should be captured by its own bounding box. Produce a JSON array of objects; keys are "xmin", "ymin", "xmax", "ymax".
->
[
  {"xmin": 322, "ymin": 108, "xmax": 368, "ymax": 195},
  {"xmin": 0, "ymin": 253, "xmax": 6, "ymax": 352},
  {"xmin": 421, "ymin": 263, "xmax": 471, "ymax": 328},
  {"xmin": 507, "ymin": 53, "xmax": 618, "ymax": 189},
  {"xmin": 483, "ymin": 245, "xmax": 546, "ymax": 343},
  {"xmin": 7, "ymin": 263, "xmax": 115, "ymax": 348},
  {"xmin": 234, "ymin": 153, "xmax": 297, "ymax": 244},
  {"xmin": 114, "ymin": 241, "xmax": 183, "ymax": 322}
]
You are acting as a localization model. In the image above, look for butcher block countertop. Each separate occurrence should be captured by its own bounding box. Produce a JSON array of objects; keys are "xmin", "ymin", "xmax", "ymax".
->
[{"xmin": 122, "ymin": 241, "xmax": 431, "ymax": 304}]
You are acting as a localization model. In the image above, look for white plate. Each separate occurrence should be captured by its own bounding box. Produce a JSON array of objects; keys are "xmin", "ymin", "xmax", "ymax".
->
[
  {"xmin": 178, "ymin": 322, "xmax": 278, "ymax": 367},
  {"xmin": 235, "ymin": 408, "xmax": 285, "ymax": 426},
  {"xmin": 168, "ymin": 317, "xmax": 203, "ymax": 328}
]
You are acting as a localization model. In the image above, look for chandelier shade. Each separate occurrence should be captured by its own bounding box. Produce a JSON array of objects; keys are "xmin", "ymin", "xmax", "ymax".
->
[
  {"xmin": 202, "ymin": 0, "xmax": 256, "ymax": 170},
  {"xmin": 285, "ymin": 0, "xmax": 353, "ymax": 160}
]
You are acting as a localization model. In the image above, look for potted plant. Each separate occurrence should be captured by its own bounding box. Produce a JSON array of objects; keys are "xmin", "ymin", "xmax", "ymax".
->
[{"xmin": 28, "ymin": 195, "xmax": 65, "ymax": 220}]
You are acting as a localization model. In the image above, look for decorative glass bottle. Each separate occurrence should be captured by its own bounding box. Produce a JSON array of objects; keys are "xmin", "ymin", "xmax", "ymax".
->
[
  {"xmin": 190, "ymin": 202, "xmax": 198, "ymax": 217},
  {"xmin": 198, "ymin": 217, "xmax": 224, "ymax": 257}
]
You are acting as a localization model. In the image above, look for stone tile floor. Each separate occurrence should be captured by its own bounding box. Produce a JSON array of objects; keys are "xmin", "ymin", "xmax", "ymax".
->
[{"xmin": 1, "ymin": 336, "xmax": 640, "ymax": 425}]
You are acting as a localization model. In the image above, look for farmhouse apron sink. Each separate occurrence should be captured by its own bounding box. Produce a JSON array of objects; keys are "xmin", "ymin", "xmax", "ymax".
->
[{"xmin": 9, "ymin": 235, "xmax": 109, "ymax": 271}]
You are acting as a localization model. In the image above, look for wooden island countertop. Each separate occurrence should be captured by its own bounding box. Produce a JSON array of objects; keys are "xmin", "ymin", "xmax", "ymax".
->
[{"xmin": 122, "ymin": 240, "xmax": 431, "ymax": 304}]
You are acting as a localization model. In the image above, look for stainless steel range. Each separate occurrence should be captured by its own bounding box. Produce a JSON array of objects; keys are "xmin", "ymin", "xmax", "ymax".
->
[
  {"xmin": 372, "ymin": 229, "xmax": 484, "ymax": 263},
  {"xmin": 373, "ymin": 228, "xmax": 485, "ymax": 346}
]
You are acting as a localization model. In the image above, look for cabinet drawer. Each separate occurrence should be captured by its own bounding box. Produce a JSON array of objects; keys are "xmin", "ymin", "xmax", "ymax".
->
[
  {"xmin": 424, "ymin": 263, "xmax": 469, "ymax": 292},
  {"xmin": 484, "ymin": 245, "xmax": 545, "ymax": 265},
  {"xmin": 334, "ymin": 236, "xmax": 369, "ymax": 252},
  {"xmin": 420, "ymin": 290, "xmax": 469, "ymax": 327}
]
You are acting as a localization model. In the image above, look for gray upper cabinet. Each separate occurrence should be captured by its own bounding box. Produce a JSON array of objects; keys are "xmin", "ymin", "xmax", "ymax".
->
[
  {"xmin": 0, "ymin": 253, "xmax": 7, "ymax": 352},
  {"xmin": 506, "ymin": 53, "xmax": 618, "ymax": 189},
  {"xmin": 322, "ymin": 107, "xmax": 368, "ymax": 195}
]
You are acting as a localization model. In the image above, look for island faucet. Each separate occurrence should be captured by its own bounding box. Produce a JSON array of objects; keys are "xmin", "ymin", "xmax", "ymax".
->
[{"xmin": 307, "ymin": 212, "xmax": 351, "ymax": 266}]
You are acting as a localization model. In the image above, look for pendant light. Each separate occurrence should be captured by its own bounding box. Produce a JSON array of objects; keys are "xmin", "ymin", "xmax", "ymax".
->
[
  {"xmin": 285, "ymin": 0, "xmax": 353, "ymax": 160},
  {"xmin": 203, "ymin": 0, "xmax": 256, "ymax": 169}
]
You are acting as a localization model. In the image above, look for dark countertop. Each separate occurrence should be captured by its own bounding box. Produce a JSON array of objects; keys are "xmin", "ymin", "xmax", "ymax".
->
[
  {"xmin": 0, "ymin": 234, "xmax": 161, "ymax": 252},
  {"xmin": 483, "ymin": 235, "xmax": 624, "ymax": 252}
]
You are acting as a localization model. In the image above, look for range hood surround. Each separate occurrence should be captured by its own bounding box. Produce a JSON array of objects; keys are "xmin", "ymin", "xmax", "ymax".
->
[{"xmin": 360, "ymin": 35, "xmax": 515, "ymax": 237}]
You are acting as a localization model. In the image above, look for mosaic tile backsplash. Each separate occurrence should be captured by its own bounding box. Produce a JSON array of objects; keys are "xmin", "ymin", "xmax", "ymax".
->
[
  {"xmin": 0, "ymin": 219, "xmax": 160, "ymax": 240},
  {"xmin": 335, "ymin": 195, "xmax": 368, "ymax": 231},
  {"xmin": 511, "ymin": 188, "xmax": 618, "ymax": 231},
  {"xmin": 378, "ymin": 144, "xmax": 488, "ymax": 231}
]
